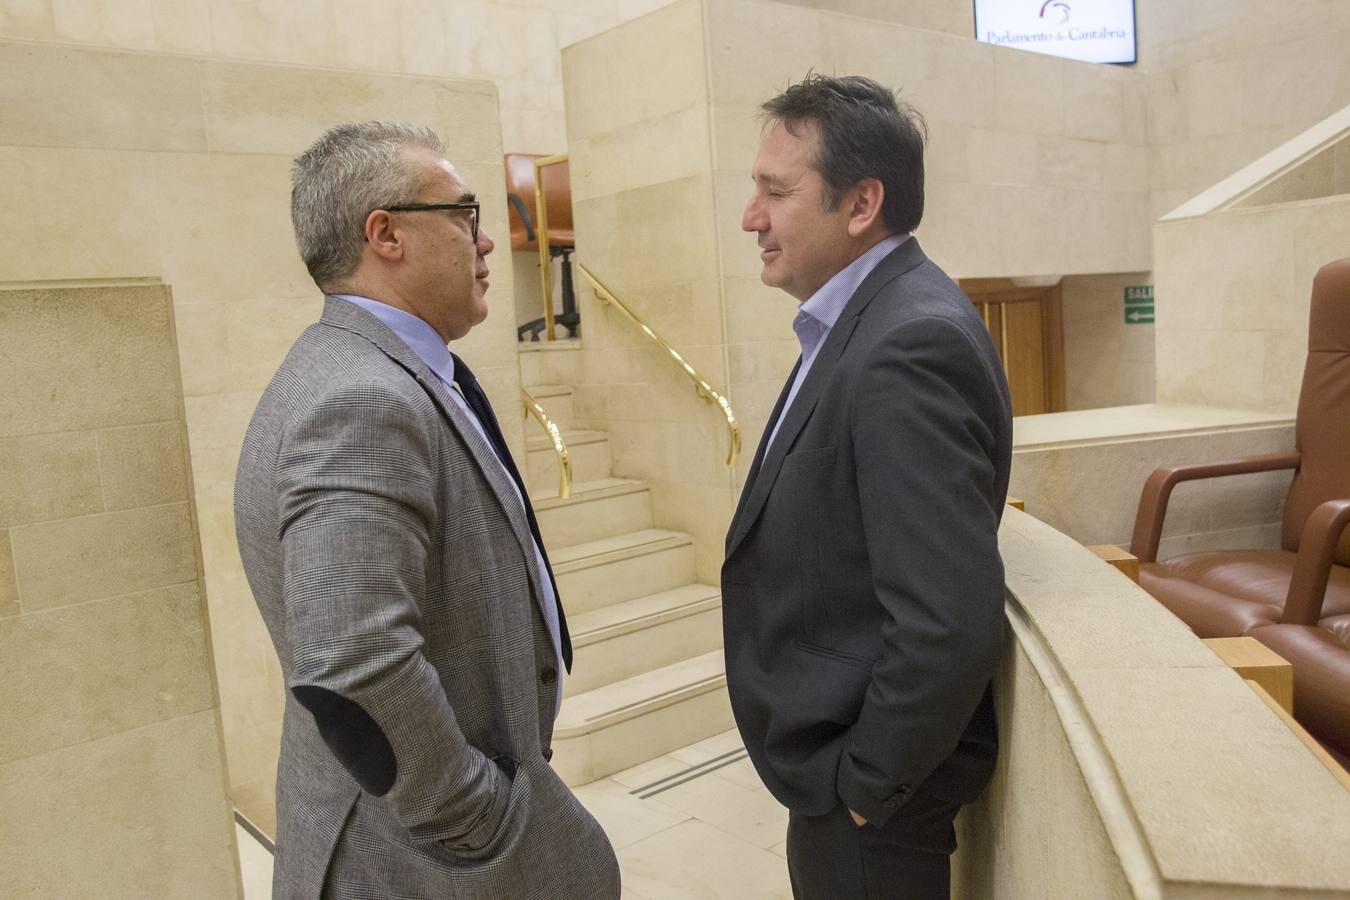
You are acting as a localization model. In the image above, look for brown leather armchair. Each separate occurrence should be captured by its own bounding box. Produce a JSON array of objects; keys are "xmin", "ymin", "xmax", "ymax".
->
[
  {"xmin": 1130, "ymin": 257, "xmax": 1350, "ymax": 758},
  {"xmin": 1247, "ymin": 500, "xmax": 1350, "ymax": 762}
]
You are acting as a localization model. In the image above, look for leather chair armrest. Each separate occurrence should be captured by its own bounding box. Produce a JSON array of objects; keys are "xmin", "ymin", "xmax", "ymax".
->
[
  {"xmin": 1128, "ymin": 452, "xmax": 1301, "ymax": 563},
  {"xmin": 506, "ymin": 192, "xmax": 536, "ymax": 242},
  {"xmin": 1282, "ymin": 498, "xmax": 1350, "ymax": 625}
]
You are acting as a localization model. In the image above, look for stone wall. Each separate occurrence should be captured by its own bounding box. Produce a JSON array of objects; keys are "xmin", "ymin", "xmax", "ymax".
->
[
  {"xmin": 1136, "ymin": 0, "xmax": 1350, "ymax": 217},
  {"xmin": 0, "ymin": 281, "xmax": 241, "ymax": 898},
  {"xmin": 0, "ymin": 0, "xmax": 675, "ymax": 153},
  {"xmin": 1154, "ymin": 192, "xmax": 1350, "ymax": 412},
  {"xmin": 770, "ymin": 0, "xmax": 972, "ymax": 35}
]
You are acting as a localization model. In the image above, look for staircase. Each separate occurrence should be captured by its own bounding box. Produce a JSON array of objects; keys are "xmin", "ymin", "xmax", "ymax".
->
[{"xmin": 519, "ymin": 367, "xmax": 734, "ymax": 786}]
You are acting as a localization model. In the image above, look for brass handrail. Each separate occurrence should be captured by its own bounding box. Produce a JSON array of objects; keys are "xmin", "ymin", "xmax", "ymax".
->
[
  {"xmin": 574, "ymin": 262, "xmax": 741, "ymax": 467},
  {"xmin": 522, "ymin": 388, "xmax": 572, "ymax": 499},
  {"xmin": 534, "ymin": 153, "xmax": 569, "ymax": 341}
]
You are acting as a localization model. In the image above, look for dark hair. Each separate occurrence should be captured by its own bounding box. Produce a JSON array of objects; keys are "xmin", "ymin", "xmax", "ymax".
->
[{"xmin": 762, "ymin": 73, "xmax": 927, "ymax": 233}]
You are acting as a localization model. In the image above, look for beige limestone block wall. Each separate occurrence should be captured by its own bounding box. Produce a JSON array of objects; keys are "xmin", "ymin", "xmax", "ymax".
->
[
  {"xmin": 1062, "ymin": 272, "xmax": 1156, "ymax": 410},
  {"xmin": 1153, "ymin": 193, "xmax": 1350, "ymax": 412},
  {"xmin": 769, "ymin": 0, "xmax": 973, "ymax": 36},
  {"xmin": 0, "ymin": 282, "xmax": 241, "ymax": 898},
  {"xmin": 0, "ymin": 38, "xmax": 523, "ymax": 831},
  {"xmin": 955, "ymin": 507, "xmax": 1350, "ymax": 897},
  {"xmin": 563, "ymin": 0, "xmax": 1151, "ymax": 576},
  {"xmin": 0, "ymin": 0, "xmax": 677, "ymax": 153},
  {"xmin": 1135, "ymin": 0, "xmax": 1350, "ymax": 217}
]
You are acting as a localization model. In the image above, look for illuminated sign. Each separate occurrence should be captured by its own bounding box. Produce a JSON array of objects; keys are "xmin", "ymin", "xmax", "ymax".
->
[{"xmin": 974, "ymin": 0, "xmax": 1137, "ymax": 65}]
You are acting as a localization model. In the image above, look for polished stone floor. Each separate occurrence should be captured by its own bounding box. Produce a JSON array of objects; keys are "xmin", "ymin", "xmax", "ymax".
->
[{"xmin": 236, "ymin": 728, "xmax": 793, "ymax": 899}]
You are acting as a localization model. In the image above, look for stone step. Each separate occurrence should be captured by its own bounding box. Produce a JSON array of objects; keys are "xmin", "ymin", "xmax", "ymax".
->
[
  {"xmin": 524, "ymin": 383, "xmax": 575, "ymax": 431},
  {"xmin": 552, "ymin": 650, "xmax": 734, "ymax": 786},
  {"xmin": 527, "ymin": 428, "xmax": 610, "ymax": 488},
  {"xmin": 516, "ymin": 336, "xmax": 583, "ymax": 389},
  {"xmin": 553, "ymin": 529, "xmax": 696, "ymax": 615},
  {"xmin": 533, "ymin": 478, "xmax": 652, "ymax": 548},
  {"xmin": 566, "ymin": 584, "xmax": 722, "ymax": 695}
]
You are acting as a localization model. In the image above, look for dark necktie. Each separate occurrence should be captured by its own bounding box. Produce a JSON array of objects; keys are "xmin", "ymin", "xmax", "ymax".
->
[{"xmin": 450, "ymin": 353, "xmax": 572, "ymax": 671}]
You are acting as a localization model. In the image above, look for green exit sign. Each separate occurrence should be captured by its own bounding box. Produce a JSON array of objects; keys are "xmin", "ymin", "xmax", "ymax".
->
[{"xmin": 1124, "ymin": 285, "xmax": 1154, "ymax": 324}]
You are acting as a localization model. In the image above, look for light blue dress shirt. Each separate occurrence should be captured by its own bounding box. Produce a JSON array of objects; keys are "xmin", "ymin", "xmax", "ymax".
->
[
  {"xmin": 333, "ymin": 294, "xmax": 565, "ymax": 712},
  {"xmin": 763, "ymin": 234, "xmax": 909, "ymax": 451}
]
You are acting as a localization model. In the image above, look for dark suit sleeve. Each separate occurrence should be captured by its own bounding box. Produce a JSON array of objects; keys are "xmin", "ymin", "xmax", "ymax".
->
[
  {"xmin": 276, "ymin": 382, "xmax": 509, "ymax": 848},
  {"xmin": 835, "ymin": 316, "xmax": 1006, "ymax": 827}
]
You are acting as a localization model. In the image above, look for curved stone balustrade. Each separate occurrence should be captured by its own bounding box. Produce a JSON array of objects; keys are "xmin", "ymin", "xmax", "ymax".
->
[{"xmin": 954, "ymin": 507, "xmax": 1350, "ymax": 898}]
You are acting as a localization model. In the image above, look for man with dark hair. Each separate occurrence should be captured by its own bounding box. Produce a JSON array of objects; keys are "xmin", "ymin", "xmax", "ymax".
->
[
  {"xmin": 234, "ymin": 121, "xmax": 619, "ymax": 898},
  {"xmin": 722, "ymin": 75, "xmax": 1013, "ymax": 898}
]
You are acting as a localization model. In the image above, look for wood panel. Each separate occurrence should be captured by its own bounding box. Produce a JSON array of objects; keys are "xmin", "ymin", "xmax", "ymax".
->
[
  {"xmin": 960, "ymin": 279, "xmax": 1065, "ymax": 415},
  {"xmin": 1003, "ymin": 299, "xmax": 1046, "ymax": 415},
  {"xmin": 1202, "ymin": 637, "xmax": 1294, "ymax": 715}
]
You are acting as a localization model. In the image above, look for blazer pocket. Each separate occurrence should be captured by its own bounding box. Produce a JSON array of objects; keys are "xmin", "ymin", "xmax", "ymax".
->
[
  {"xmin": 435, "ymin": 755, "xmax": 526, "ymax": 863},
  {"xmin": 795, "ymin": 639, "xmax": 875, "ymax": 672},
  {"xmin": 780, "ymin": 445, "xmax": 837, "ymax": 472}
]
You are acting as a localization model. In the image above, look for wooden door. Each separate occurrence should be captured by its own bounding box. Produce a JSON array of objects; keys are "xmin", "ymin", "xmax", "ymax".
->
[{"xmin": 960, "ymin": 279, "xmax": 1066, "ymax": 416}]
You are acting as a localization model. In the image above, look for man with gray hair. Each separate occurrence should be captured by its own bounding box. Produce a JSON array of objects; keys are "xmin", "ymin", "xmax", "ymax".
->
[{"xmin": 234, "ymin": 121, "xmax": 619, "ymax": 898}]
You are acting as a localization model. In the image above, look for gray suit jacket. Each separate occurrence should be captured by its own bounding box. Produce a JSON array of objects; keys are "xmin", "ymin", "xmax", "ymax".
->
[
  {"xmin": 234, "ymin": 297, "xmax": 619, "ymax": 899},
  {"xmin": 722, "ymin": 239, "xmax": 1012, "ymax": 843}
]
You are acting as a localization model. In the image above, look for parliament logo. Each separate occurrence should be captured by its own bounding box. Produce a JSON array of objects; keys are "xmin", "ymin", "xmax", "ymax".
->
[{"xmin": 1039, "ymin": 1, "xmax": 1071, "ymax": 24}]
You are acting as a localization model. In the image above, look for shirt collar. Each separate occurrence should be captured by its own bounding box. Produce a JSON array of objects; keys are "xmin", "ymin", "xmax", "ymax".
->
[
  {"xmin": 799, "ymin": 233, "xmax": 909, "ymax": 330},
  {"xmin": 331, "ymin": 294, "xmax": 455, "ymax": 386}
]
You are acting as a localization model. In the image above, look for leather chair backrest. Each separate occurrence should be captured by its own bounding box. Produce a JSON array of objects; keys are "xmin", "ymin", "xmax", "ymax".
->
[
  {"xmin": 503, "ymin": 153, "xmax": 574, "ymax": 252},
  {"xmin": 1283, "ymin": 257, "xmax": 1350, "ymax": 565}
]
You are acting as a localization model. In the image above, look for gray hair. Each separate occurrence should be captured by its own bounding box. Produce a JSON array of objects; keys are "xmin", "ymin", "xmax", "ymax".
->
[{"xmin": 291, "ymin": 121, "xmax": 445, "ymax": 289}]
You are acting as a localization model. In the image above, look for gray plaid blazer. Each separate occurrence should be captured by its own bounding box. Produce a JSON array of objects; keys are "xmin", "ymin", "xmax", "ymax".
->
[{"xmin": 234, "ymin": 297, "xmax": 619, "ymax": 899}]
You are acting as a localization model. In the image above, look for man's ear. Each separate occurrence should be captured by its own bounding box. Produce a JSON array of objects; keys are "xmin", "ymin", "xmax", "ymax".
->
[
  {"xmin": 364, "ymin": 209, "xmax": 404, "ymax": 262},
  {"xmin": 846, "ymin": 178, "xmax": 885, "ymax": 238}
]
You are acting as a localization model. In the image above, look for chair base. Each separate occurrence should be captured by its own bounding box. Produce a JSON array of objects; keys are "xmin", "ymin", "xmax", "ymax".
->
[{"xmin": 518, "ymin": 247, "xmax": 580, "ymax": 342}]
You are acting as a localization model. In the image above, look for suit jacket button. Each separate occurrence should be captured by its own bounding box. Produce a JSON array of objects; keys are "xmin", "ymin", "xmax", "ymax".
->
[
  {"xmin": 542, "ymin": 747, "xmax": 554, "ymax": 762},
  {"xmin": 541, "ymin": 666, "xmax": 558, "ymax": 685}
]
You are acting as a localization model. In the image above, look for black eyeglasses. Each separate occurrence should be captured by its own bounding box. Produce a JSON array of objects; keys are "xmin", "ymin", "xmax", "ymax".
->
[{"xmin": 384, "ymin": 201, "xmax": 480, "ymax": 241}]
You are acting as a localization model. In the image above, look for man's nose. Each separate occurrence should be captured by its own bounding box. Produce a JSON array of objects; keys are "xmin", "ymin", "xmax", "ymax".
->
[
  {"xmin": 742, "ymin": 196, "xmax": 765, "ymax": 233},
  {"xmin": 477, "ymin": 227, "xmax": 495, "ymax": 255}
]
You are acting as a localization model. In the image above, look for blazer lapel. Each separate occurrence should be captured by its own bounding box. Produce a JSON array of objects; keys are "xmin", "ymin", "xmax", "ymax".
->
[
  {"xmin": 725, "ymin": 316, "xmax": 859, "ymax": 558},
  {"xmin": 724, "ymin": 239, "xmax": 931, "ymax": 559},
  {"xmin": 729, "ymin": 356, "xmax": 800, "ymax": 542},
  {"xmin": 319, "ymin": 298, "xmax": 547, "ymax": 605}
]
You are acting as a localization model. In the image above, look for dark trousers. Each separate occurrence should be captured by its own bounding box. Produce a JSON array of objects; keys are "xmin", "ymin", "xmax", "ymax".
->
[{"xmin": 786, "ymin": 802, "xmax": 958, "ymax": 900}]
